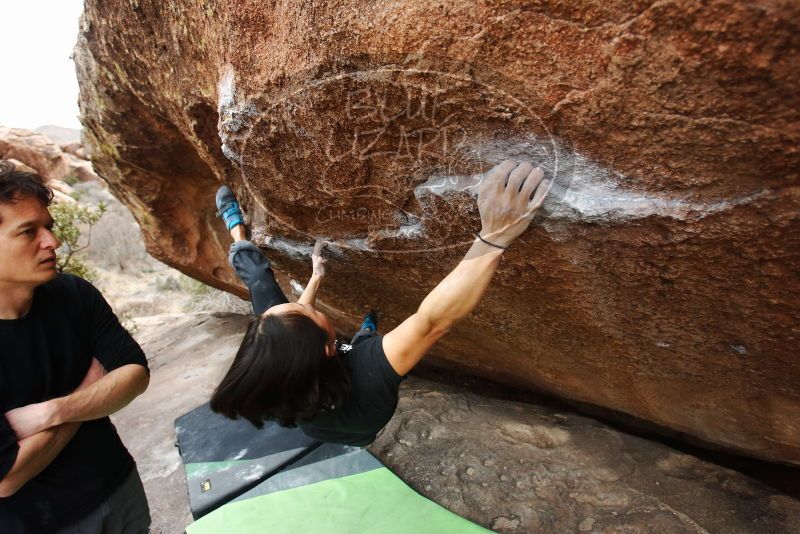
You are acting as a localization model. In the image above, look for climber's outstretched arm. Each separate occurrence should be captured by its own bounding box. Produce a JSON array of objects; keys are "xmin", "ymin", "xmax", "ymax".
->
[
  {"xmin": 382, "ymin": 160, "xmax": 552, "ymax": 376},
  {"xmin": 298, "ymin": 241, "xmax": 327, "ymax": 307}
]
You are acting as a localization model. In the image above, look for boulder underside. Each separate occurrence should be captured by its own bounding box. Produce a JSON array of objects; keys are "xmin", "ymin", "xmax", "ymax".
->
[{"xmin": 76, "ymin": 0, "xmax": 800, "ymax": 463}]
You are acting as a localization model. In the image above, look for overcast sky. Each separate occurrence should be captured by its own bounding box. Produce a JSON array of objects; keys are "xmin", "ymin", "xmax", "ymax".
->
[{"xmin": 0, "ymin": 1, "xmax": 84, "ymax": 130}]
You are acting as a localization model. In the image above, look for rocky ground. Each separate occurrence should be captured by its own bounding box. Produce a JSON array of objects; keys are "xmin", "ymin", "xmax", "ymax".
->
[
  {"xmin": 374, "ymin": 380, "xmax": 800, "ymax": 533},
  {"xmin": 114, "ymin": 312, "xmax": 800, "ymax": 534}
]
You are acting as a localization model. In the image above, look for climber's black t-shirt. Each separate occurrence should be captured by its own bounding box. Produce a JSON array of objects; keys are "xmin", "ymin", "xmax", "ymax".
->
[
  {"xmin": 299, "ymin": 335, "xmax": 405, "ymax": 446},
  {"xmin": 0, "ymin": 274, "xmax": 148, "ymax": 533}
]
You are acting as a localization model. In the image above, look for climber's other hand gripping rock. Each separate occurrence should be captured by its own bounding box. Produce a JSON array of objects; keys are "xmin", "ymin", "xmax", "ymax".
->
[
  {"xmin": 476, "ymin": 160, "xmax": 551, "ymax": 249},
  {"xmin": 311, "ymin": 240, "xmax": 328, "ymax": 278}
]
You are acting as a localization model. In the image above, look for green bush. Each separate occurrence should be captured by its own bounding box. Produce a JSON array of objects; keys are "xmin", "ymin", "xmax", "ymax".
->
[
  {"xmin": 63, "ymin": 175, "xmax": 80, "ymax": 187},
  {"xmin": 51, "ymin": 201, "xmax": 107, "ymax": 282},
  {"xmin": 178, "ymin": 274, "xmax": 212, "ymax": 296}
]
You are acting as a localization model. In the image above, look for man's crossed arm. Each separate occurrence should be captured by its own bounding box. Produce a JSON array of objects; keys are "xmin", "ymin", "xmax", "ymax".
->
[
  {"xmin": 0, "ymin": 359, "xmax": 148, "ymax": 497},
  {"xmin": 0, "ymin": 421, "xmax": 81, "ymax": 498}
]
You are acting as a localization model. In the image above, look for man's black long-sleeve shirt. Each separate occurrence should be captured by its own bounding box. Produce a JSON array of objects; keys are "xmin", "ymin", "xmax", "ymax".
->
[{"xmin": 0, "ymin": 274, "xmax": 148, "ymax": 533}]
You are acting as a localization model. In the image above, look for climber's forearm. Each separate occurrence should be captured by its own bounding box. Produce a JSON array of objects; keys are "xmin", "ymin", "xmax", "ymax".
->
[
  {"xmin": 415, "ymin": 238, "xmax": 504, "ymax": 330},
  {"xmin": 298, "ymin": 274, "xmax": 323, "ymax": 306}
]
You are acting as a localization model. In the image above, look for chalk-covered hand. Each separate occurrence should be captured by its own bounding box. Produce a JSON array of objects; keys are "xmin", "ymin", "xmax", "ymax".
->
[
  {"xmin": 477, "ymin": 160, "xmax": 552, "ymax": 248},
  {"xmin": 311, "ymin": 240, "xmax": 328, "ymax": 277}
]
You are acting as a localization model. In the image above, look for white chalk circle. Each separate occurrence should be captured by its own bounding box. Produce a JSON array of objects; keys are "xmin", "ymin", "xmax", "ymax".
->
[{"xmin": 221, "ymin": 64, "xmax": 562, "ymax": 254}]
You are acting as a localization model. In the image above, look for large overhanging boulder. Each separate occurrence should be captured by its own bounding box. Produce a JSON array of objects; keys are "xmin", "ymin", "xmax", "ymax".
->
[{"xmin": 74, "ymin": 1, "xmax": 800, "ymax": 464}]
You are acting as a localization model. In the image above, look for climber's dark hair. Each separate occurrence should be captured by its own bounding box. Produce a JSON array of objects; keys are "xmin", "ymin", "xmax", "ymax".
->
[
  {"xmin": 0, "ymin": 160, "xmax": 53, "ymax": 211},
  {"xmin": 210, "ymin": 311, "xmax": 350, "ymax": 428}
]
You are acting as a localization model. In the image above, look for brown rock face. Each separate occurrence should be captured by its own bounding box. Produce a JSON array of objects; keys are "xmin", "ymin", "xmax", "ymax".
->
[{"xmin": 75, "ymin": 1, "xmax": 800, "ymax": 463}]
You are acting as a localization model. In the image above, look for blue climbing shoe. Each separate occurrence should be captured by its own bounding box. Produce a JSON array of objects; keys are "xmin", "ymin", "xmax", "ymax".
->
[
  {"xmin": 359, "ymin": 311, "xmax": 378, "ymax": 332},
  {"xmin": 216, "ymin": 185, "xmax": 244, "ymax": 230}
]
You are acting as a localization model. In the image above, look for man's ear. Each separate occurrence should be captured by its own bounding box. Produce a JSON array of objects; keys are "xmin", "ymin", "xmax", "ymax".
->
[{"xmin": 325, "ymin": 342, "xmax": 333, "ymax": 358}]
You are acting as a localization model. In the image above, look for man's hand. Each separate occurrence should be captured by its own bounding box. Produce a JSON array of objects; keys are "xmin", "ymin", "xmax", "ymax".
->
[
  {"xmin": 311, "ymin": 240, "xmax": 328, "ymax": 277},
  {"xmin": 6, "ymin": 358, "xmax": 109, "ymax": 440},
  {"xmin": 477, "ymin": 160, "xmax": 551, "ymax": 248},
  {"xmin": 5, "ymin": 403, "xmax": 55, "ymax": 441}
]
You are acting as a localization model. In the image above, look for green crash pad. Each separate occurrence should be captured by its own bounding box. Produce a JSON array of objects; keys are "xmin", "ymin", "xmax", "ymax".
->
[
  {"xmin": 175, "ymin": 402, "xmax": 320, "ymax": 519},
  {"xmin": 186, "ymin": 443, "xmax": 491, "ymax": 534}
]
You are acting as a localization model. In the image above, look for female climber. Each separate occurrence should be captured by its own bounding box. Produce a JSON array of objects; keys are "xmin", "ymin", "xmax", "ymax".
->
[{"xmin": 210, "ymin": 160, "xmax": 552, "ymax": 446}]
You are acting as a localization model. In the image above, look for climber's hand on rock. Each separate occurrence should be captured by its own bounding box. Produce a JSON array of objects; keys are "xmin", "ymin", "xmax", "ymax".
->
[
  {"xmin": 311, "ymin": 240, "xmax": 328, "ymax": 277},
  {"xmin": 476, "ymin": 159, "xmax": 551, "ymax": 248}
]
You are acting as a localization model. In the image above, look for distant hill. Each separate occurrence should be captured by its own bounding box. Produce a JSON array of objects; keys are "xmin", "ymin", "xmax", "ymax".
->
[{"xmin": 36, "ymin": 124, "xmax": 82, "ymax": 145}]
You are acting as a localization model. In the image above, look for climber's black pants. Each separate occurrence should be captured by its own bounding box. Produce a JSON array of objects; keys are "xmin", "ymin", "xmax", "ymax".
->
[
  {"xmin": 228, "ymin": 240, "xmax": 378, "ymax": 346},
  {"xmin": 228, "ymin": 240, "xmax": 289, "ymax": 315}
]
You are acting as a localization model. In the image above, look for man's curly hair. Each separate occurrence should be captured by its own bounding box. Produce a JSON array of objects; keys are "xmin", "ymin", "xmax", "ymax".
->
[{"xmin": 0, "ymin": 160, "xmax": 53, "ymax": 206}]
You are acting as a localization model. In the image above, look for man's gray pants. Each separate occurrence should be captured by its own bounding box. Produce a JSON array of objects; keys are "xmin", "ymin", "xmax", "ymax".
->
[{"xmin": 55, "ymin": 468, "xmax": 151, "ymax": 534}]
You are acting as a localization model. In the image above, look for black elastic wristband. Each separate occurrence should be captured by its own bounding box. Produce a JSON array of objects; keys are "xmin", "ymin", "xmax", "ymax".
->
[{"xmin": 474, "ymin": 232, "xmax": 508, "ymax": 250}]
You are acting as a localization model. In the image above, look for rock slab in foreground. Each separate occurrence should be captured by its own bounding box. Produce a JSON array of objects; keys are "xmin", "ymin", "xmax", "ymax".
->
[
  {"xmin": 76, "ymin": 0, "xmax": 800, "ymax": 463},
  {"xmin": 374, "ymin": 379, "xmax": 800, "ymax": 533},
  {"xmin": 114, "ymin": 312, "xmax": 800, "ymax": 534}
]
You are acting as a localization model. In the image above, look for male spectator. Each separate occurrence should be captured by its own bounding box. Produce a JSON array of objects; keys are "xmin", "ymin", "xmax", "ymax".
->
[{"xmin": 0, "ymin": 160, "xmax": 151, "ymax": 533}]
